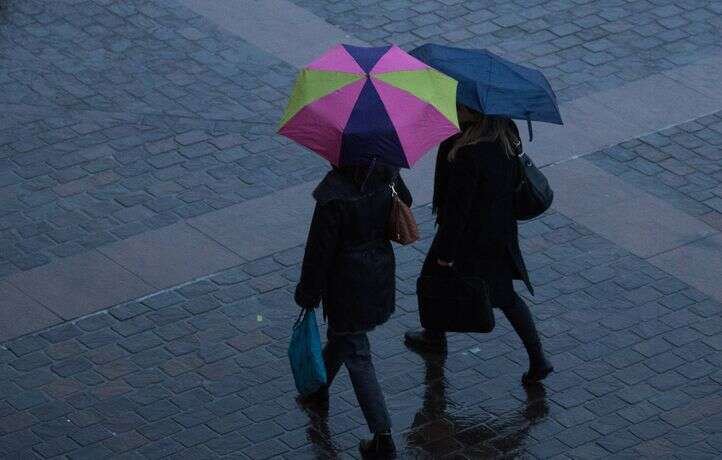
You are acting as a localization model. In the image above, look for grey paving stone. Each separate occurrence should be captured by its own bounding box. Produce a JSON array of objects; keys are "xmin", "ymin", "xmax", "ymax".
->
[
  {"xmin": 590, "ymin": 74, "xmax": 720, "ymax": 132},
  {"xmin": 588, "ymin": 113, "xmax": 722, "ymax": 221},
  {"xmin": 0, "ymin": 0, "xmax": 325, "ymax": 281},
  {"xmin": 651, "ymin": 234, "xmax": 722, "ymax": 303},
  {"xmin": 0, "ymin": 203, "xmax": 718, "ymax": 458},
  {"xmin": 33, "ymin": 437, "xmax": 81, "ymax": 458},
  {"xmin": 664, "ymin": 54, "xmax": 722, "ymax": 101},
  {"xmin": 188, "ymin": 181, "xmax": 315, "ymax": 261},
  {"xmin": 179, "ymin": 0, "xmax": 366, "ymax": 68},
  {"xmin": 574, "ymin": 194, "xmax": 715, "ymax": 259},
  {"xmin": 0, "ymin": 282, "xmax": 60, "ymax": 342},
  {"xmin": 139, "ymin": 438, "xmax": 183, "ymax": 460}
]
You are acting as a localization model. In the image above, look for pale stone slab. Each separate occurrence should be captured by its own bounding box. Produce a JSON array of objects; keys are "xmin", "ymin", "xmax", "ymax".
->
[
  {"xmin": 177, "ymin": 0, "xmax": 366, "ymax": 68},
  {"xmin": 543, "ymin": 159, "xmax": 640, "ymax": 217},
  {"xmin": 403, "ymin": 148, "xmax": 437, "ymax": 207},
  {"xmin": 573, "ymin": 195, "xmax": 716, "ymax": 259},
  {"xmin": 516, "ymin": 99, "xmax": 624, "ymax": 167},
  {"xmin": 0, "ymin": 282, "xmax": 60, "ymax": 342},
  {"xmin": 99, "ymin": 223, "xmax": 243, "ymax": 289},
  {"xmin": 8, "ymin": 251, "xmax": 154, "ymax": 320},
  {"xmin": 663, "ymin": 54, "xmax": 722, "ymax": 102},
  {"xmin": 546, "ymin": 158, "xmax": 715, "ymax": 258},
  {"xmin": 188, "ymin": 181, "xmax": 316, "ymax": 261},
  {"xmin": 588, "ymin": 74, "xmax": 720, "ymax": 132},
  {"xmin": 650, "ymin": 234, "xmax": 722, "ymax": 302}
]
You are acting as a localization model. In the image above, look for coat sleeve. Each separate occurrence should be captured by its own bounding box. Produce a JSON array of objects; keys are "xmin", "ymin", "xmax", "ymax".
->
[
  {"xmin": 395, "ymin": 174, "xmax": 413, "ymax": 207},
  {"xmin": 294, "ymin": 201, "xmax": 340, "ymax": 309},
  {"xmin": 433, "ymin": 150, "xmax": 478, "ymax": 263}
]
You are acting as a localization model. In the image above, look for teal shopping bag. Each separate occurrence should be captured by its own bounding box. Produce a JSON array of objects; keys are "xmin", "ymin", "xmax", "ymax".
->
[{"xmin": 288, "ymin": 309, "xmax": 327, "ymax": 396}]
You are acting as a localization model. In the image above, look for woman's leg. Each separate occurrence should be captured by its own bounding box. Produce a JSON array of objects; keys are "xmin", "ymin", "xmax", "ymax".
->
[
  {"xmin": 500, "ymin": 293, "xmax": 553, "ymax": 384},
  {"xmin": 332, "ymin": 332, "xmax": 395, "ymax": 456},
  {"xmin": 500, "ymin": 293, "xmax": 538, "ymax": 344},
  {"xmin": 338, "ymin": 332, "xmax": 392, "ymax": 434}
]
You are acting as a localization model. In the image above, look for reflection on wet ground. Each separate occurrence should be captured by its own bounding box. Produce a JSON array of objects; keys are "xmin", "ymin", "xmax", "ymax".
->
[
  {"xmin": 405, "ymin": 351, "xmax": 548, "ymax": 458},
  {"xmin": 302, "ymin": 349, "xmax": 549, "ymax": 459}
]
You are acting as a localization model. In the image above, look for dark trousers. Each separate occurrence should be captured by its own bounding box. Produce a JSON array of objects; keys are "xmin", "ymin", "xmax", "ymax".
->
[{"xmin": 323, "ymin": 331, "xmax": 391, "ymax": 434}]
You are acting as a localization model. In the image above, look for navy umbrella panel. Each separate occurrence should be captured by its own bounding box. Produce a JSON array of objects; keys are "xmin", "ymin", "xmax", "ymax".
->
[{"xmin": 410, "ymin": 44, "xmax": 563, "ymax": 139}]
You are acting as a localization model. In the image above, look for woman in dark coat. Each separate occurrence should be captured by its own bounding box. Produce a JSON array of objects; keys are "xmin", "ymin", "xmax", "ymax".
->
[
  {"xmin": 405, "ymin": 106, "xmax": 553, "ymax": 385},
  {"xmin": 295, "ymin": 162, "xmax": 411, "ymax": 457}
]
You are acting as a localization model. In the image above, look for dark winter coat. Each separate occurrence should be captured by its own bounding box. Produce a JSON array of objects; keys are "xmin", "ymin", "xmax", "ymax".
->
[
  {"xmin": 423, "ymin": 138, "xmax": 533, "ymax": 307},
  {"xmin": 295, "ymin": 167, "xmax": 412, "ymax": 334}
]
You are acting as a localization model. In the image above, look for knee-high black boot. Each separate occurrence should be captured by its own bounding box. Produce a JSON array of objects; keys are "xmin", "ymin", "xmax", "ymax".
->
[{"xmin": 502, "ymin": 294, "xmax": 554, "ymax": 385}]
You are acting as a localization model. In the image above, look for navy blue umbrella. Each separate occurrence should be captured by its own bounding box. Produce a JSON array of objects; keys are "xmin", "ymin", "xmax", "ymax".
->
[{"xmin": 410, "ymin": 44, "xmax": 563, "ymax": 141}]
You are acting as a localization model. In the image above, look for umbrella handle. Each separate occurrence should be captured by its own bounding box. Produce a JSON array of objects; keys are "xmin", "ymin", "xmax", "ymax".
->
[
  {"xmin": 526, "ymin": 113, "xmax": 533, "ymax": 143},
  {"xmin": 360, "ymin": 156, "xmax": 378, "ymax": 192}
]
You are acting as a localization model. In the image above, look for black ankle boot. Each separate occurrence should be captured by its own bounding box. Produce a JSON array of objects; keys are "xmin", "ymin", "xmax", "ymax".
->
[
  {"xmin": 522, "ymin": 341, "xmax": 554, "ymax": 385},
  {"xmin": 404, "ymin": 329, "xmax": 447, "ymax": 352},
  {"xmin": 359, "ymin": 433, "xmax": 396, "ymax": 458}
]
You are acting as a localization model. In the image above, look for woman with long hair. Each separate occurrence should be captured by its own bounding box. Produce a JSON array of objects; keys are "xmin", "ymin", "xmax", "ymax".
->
[
  {"xmin": 295, "ymin": 162, "xmax": 412, "ymax": 458},
  {"xmin": 405, "ymin": 105, "xmax": 553, "ymax": 385}
]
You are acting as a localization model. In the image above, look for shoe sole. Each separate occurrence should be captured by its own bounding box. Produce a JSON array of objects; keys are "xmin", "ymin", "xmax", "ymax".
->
[
  {"xmin": 359, "ymin": 447, "xmax": 397, "ymax": 459},
  {"xmin": 522, "ymin": 366, "xmax": 554, "ymax": 385}
]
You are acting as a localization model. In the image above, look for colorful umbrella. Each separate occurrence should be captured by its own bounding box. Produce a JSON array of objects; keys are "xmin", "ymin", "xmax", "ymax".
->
[{"xmin": 278, "ymin": 44, "xmax": 460, "ymax": 168}]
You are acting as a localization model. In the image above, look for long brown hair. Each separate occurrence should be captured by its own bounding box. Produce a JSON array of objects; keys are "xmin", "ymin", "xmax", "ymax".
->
[
  {"xmin": 448, "ymin": 106, "xmax": 520, "ymax": 161},
  {"xmin": 432, "ymin": 107, "xmax": 521, "ymax": 219}
]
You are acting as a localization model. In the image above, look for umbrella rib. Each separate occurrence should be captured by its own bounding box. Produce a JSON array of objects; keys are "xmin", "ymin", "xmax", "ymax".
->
[
  {"xmin": 492, "ymin": 58, "xmax": 558, "ymax": 99},
  {"xmin": 483, "ymin": 58, "xmax": 493, "ymax": 114},
  {"xmin": 480, "ymin": 53, "xmax": 562, "ymax": 123}
]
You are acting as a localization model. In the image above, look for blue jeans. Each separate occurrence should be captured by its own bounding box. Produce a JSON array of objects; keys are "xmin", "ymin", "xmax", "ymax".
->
[{"xmin": 323, "ymin": 331, "xmax": 391, "ymax": 433}]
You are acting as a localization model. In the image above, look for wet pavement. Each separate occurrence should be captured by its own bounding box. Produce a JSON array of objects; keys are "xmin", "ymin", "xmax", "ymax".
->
[
  {"xmin": 1, "ymin": 0, "xmax": 722, "ymax": 458},
  {"xmin": 1, "ymin": 204, "xmax": 720, "ymax": 458},
  {"xmin": 588, "ymin": 111, "xmax": 722, "ymax": 230},
  {"xmin": 0, "ymin": 0, "xmax": 315, "ymax": 278}
]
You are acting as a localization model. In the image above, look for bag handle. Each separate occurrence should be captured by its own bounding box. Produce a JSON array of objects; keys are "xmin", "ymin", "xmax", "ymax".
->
[
  {"xmin": 390, "ymin": 182, "xmax": 398, "ymax": 197},
  {"xmin": 389, "ymin": 170, "xmax": 399, "ymax": 196},
  {"xmin": 292, "ymin": 308, "xmax": 307, "ymax": 329}
]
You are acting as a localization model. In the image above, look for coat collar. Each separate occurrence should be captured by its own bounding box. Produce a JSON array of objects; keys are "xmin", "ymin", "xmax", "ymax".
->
[{"xmin": 312, "ymin": 169, "xmax": 390, "ymax": 205}]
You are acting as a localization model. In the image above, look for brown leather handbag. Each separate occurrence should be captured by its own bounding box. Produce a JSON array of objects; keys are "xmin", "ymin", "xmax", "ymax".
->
[{"xmin": 386, "ymin": 182, "xmax": 420, "ymax": 245}]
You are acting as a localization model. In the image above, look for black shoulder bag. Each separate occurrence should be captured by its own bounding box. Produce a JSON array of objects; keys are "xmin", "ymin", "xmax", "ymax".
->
[{"xmin": 513, "ymin": 148, "xmax": 554, "ymax": 221}]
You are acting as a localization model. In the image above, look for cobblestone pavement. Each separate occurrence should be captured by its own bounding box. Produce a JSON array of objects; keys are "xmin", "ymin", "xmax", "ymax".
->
[
  {"xmin": 2, "ymin": 0, "xmax": 722, "ymax": 457},
  {"xmin": 2, "ymin": 0, "xmax": 722, "ymax": 280},
  {"xmin": 290, "ymin": 0, "xmax": 722, "ymax": 102},
  {"xmin": 1, "ymin": 205, "xmax": 720, "ymax": 459},
  {"xmin": 588, "ymin": 111, "xmax": 722, "ymax": 231},
  {"xmin": 0, "ymin": 0, "xmax": 322, "ymax": 278}
]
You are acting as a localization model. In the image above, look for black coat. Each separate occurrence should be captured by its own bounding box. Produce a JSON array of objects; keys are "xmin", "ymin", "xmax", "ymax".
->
[
  {"xmin": 295, "ymin": 168, "xmax": 412, "ymax": 333},
  {"xmin": 424, "ymin": 138, "xmax": 533, "ymax": 307}
]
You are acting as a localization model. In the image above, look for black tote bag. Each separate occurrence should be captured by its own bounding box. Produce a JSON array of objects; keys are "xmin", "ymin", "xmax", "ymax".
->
[{"xmin": 417, "ymin": 271, "xmax": 495, "ymax": 333}]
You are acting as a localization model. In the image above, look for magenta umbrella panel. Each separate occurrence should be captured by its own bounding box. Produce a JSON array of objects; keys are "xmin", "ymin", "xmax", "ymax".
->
[{"xmin": 278, "ymin": 44, "xmax": 460, "ymax": 168}]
